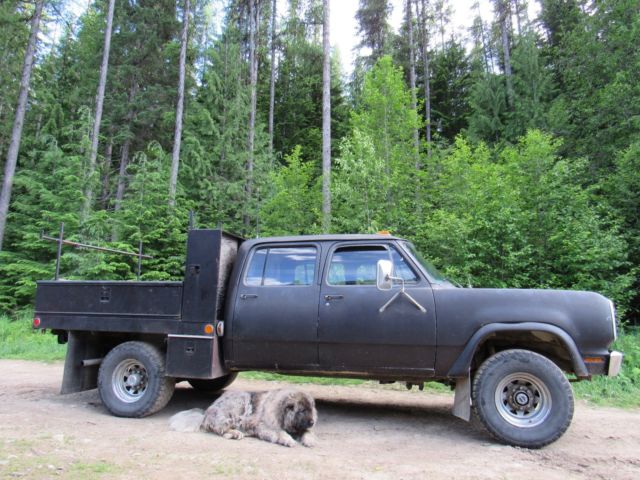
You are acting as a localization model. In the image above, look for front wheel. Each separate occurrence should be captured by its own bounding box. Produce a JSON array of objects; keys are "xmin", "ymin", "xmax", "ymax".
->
[
  {"xmin": 472, "ymin": 349, "xmax": 574, "ymax": 448},
  {"xmin": 98, "ymin": 341, "xmax": 175, "ymax": 418}
]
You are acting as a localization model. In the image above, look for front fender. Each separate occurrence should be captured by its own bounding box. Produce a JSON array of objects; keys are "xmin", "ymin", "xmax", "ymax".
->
[{"xmin": 446, "ymin": 322, "xmax": 589, "ymax": 378}]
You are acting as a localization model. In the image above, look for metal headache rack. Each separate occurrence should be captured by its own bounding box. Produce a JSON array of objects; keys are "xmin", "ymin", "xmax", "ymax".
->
[{"xmin": 41, "ymin": 222, "xmax": 153, "ymax": 280}]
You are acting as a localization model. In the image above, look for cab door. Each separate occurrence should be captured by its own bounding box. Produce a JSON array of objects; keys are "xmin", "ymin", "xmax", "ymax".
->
[
  {"xmin": 318, "ymin": 243, "xmax": 436, "ymax": 375},
  {"xmin": 232, "ymin": 245, "xmax": 319, "ymax": 369}
]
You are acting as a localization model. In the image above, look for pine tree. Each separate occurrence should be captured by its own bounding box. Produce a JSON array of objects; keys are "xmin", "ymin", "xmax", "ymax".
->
[{"xmin": 355, "ymin": 0, "xmax": 393, "ymax": 68}]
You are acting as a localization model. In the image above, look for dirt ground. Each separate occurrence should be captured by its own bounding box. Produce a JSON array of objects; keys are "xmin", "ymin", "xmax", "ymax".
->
[{"xmin": 1, "ymin": 360, "xmax": 639, "ymax": 480}]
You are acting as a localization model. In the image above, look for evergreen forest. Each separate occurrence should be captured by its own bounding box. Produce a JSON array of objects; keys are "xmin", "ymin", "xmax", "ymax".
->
[{"xmin": 1, "ymin": 0, "xmax": 639, "ymax": 326}]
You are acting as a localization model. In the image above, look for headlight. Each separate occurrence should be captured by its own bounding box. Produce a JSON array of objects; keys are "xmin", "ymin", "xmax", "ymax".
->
[{"xmin": 609, "ymin": 300, "xmax": 617, "ymax": 341}]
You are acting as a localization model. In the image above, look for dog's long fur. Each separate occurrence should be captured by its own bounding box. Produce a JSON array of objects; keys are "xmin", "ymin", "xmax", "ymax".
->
[{"xmin": 169, "ymin": 388, "xmax": 317, "ymax": 448}]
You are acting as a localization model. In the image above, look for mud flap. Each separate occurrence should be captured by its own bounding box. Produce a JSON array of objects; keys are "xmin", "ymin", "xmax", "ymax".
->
[
  {"xmin": 452, "ymin": 374, "xmax": 471, "ymax": 421},
  {"xmin": 61, "ymin": 332, "xmax": 102, "ymax": 394}
]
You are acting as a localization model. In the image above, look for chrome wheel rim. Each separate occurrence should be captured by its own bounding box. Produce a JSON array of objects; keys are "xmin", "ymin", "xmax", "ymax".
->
[
  {"xmin": 495, "ymin": 372, "xmax": 551, "ymax": 428},
  {"xmin": 112, "ymin": 359, "xmax": 148, "ymax": 403}
]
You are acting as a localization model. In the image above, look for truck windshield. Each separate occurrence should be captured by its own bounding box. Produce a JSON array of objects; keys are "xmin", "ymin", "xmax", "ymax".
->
[{"xmin": 401, "ymin": 242, "xmax": 449, "ymax": 284}]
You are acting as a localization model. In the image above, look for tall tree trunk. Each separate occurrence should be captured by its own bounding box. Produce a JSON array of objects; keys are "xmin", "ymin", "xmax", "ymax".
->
[
  {"xmin": 169, "ymin": 0, "xmax": 190, "ymax": 207},
  {"xmin": 83, "ymin": 0, "xmax": 115, "ymax": 220},
  {"xmin": 474, "ymin": 1, "xmax": 491, "ymax": 73},
  {"xmin": 322, "ymin": 0, "xmax": 331, "ymax": 233},
  {"xmin": 512, "ymin": 0, "xmax": 522, "ymax": 35},
  {"xmin": 112, "ymin": 81, "xmax": 138, "ymax": 235},
  {"xmin": 268, "ymin": 0, "xmax": 277, "ymax": 155},
  {"xmin": 416, "ymin": 0, "xmax": 432, "ymax": 157},
  {"xmin": 406, "ymin": 0, "xmax": 420, "ymax": 169},
  {"xmin": 499, "ymin": 0, "xmax": 514, "ymax": 109},
  {"xmin": 0, "ymin": 0, "xmax": 44, "ymax": 251},
  {"xmin": 244, "ymin": 0, "xmax": 259, "ymax": 231},
  {"xmin": 100, "ymin": 135, "xmax": 114, "ymax": 210}
]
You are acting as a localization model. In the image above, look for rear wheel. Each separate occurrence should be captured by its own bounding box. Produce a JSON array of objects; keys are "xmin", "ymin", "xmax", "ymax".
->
[
  {"xmin": 187, "ymin": 373, "xmax": 238, "ymax": 393},
  {"xmin": 472, "ymin": 349, "xmax": 574, "ymax": 448},
  {"xmin": 98, "ymin": 341, "xmax": 175, "ymax": 418}
]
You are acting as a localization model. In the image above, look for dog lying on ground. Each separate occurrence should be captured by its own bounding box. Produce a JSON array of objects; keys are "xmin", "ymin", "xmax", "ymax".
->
[{"xmin": 169, "ymin": 388, "xmax": 317, "ymax": 448}]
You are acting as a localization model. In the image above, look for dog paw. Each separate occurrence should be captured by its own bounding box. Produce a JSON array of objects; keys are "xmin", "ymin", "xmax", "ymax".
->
[
  {"xmin": 300, "ymin": 433, "xmax": 316, "ymax": 448},
  {"xmin": 277, "ymin": 434, "xmax": 297, "ymax": 448},
  {"xmin": 223, "ymin": 429, "xmax": 244, "ymax": 440}
]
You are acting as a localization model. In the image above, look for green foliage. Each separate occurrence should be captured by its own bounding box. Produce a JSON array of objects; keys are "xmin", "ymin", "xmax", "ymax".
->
[
  {"xmin": 608, "ymin": 142, "xmax": 640, "ymax": 322},
  {"xmin": 260, "ymin": 146, "xmax": 321, "ymax": 235},
  {"xmin": 467, "ymin": 73, "xmax": 508, "ymax": 143},
  {"xmin": 550, "ymin": 0, "xmax": 640, "ymax": 173},
  {"xmin": 0, "ymin": 312, "xmax": 66, "ymax": 361},
  {"xmin": 1, "ymin": 1, "xmax": 640, "ymax": 331},
  {"xmin": 332, "ymin": 129, "xmax": 387, "ymax": 233},
  {"xmin": 337, "ymin": 55, "xmax": 421, "ymax": 233},
  {"xmin": 429, "ymin": 40, "xmax": 474, "ymax": 139},
  {"xmin": 181, "ymin": 30, "xmax": 271, "ymax": 235},
  {"xmin": 416, "ymin": 131, "xmax": 632, "ymax": 312},
  {"xmin": 114, "ymin": 142, "xmax": 190, "ymax": 280}
]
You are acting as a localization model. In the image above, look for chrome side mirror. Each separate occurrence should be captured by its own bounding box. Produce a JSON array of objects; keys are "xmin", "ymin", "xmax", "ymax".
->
[{"xmin": 376, "ymin": 259, "xmax": 393, "ymax": 291}]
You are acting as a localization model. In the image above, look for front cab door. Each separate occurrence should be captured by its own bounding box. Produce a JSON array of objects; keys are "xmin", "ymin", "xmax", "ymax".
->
[{"xmin": 318, "ymin": 243, "xmax": 436, "ymax": 377}]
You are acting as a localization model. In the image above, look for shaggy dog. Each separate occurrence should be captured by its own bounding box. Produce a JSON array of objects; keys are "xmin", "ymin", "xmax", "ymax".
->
[{"xmin": 169, "ymin": 388, "xmax": 317, "ymax": 448}]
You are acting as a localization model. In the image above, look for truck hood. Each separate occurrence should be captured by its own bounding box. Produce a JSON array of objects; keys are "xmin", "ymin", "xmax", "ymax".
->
[{"xmin": 432, "ymin": 287, "xmax": 617, "ymax": 352}]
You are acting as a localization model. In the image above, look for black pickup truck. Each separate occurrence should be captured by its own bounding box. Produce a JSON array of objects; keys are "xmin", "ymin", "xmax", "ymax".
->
[{"xmin": 33, "ymin": 229, "xmax": 622, "ymax": 448}]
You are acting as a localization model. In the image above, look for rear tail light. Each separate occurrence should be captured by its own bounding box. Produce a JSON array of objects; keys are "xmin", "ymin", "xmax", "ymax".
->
[{"xmin": 33, "ymin": 317, "xmax": 41, "ymax": 328}]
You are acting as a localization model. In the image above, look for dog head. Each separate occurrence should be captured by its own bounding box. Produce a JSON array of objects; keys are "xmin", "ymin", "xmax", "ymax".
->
[{"xmin": 281, "ymin": 390, "xmax": 317, "ymax": 435}]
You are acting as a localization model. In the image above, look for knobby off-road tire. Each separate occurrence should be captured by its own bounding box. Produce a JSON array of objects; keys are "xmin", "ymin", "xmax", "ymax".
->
[
  {"xmin": 98, "ymin": 341, "xmax": 175, "ymax": 418},
  {"xmin": 472, "ymin": 349, "xmax": 574, "ymax": 449},
  {"xmin": 187, "ymin": 372, "xmax": 238, "ymax": 393}
]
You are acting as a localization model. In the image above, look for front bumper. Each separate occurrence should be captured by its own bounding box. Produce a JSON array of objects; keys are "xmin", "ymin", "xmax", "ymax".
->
[
  {"xmin": 608, "ymin": 351, "xmax": 623, "ymax": 377},
  {"xmin": 583, "ymin": 350, "xmax": 624, "ymax": 376}
]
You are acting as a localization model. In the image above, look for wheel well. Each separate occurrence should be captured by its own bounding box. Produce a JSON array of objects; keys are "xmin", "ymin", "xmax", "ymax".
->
[{"xmin": 470, "ymin": 331, "xmax": 574, "ymax": 376}]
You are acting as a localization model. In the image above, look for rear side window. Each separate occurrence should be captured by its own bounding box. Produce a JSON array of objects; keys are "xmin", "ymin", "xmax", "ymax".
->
[{"xmin": 245, "ymin": 247, "xmax": 317, "ymax": 286}]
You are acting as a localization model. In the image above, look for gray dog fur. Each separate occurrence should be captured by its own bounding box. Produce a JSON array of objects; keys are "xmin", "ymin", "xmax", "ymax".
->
[{"xmin": 169, "ymin": 388, "xmax": 317, "ymax": 448}]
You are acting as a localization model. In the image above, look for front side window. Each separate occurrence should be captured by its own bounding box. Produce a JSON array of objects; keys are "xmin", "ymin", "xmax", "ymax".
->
[
  {"xmin": 245, "ymin": 247, "xmax": 317, "ymax": 286},
  {"xmin": 327, "ymin": 245, "xmax": 419, "ymax": 286}
]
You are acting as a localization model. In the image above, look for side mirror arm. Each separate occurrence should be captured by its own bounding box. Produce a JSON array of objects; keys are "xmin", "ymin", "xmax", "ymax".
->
[{"xmin": 378, "ymin": 275, "xmax": 427, "ymax": 313}]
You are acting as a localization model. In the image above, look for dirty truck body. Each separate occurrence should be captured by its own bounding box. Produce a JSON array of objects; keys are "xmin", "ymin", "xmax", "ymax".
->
[{"xmin": 34, "ymin": 229, "xmax": 622, "ymax": 448}]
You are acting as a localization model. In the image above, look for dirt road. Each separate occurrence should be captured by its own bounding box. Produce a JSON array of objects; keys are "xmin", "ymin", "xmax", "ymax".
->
[{"xmin": 1, "ymin": 360, "xmax": 639, "ymax": 480}]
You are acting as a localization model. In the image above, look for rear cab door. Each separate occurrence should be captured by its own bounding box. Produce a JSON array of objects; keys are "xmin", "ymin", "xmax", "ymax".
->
[{"xmin": 230, "ymin": 242, "xmax": 320, "ymax": 369}]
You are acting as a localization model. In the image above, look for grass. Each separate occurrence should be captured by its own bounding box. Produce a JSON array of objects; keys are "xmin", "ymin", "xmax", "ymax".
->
[
  {"xmin": 2, "ymin": 311, "xmax": 639, "ymax": 408},
  {"xmin": 0, "ymin": 311, "xmax": 66, "ymax": 361}
]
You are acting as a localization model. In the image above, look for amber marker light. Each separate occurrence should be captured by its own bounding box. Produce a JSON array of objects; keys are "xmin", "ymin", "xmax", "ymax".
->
[
  {"xmin": 204, "ymin": 324, "xmax": 214, "ymax": 335},
  {"xmin": 583, "ymin": 357, "xmax": 604, "ymax": 364},
  {"xmin": 377, "ymin": 230, "xmax": 391, "ymax": 235}
]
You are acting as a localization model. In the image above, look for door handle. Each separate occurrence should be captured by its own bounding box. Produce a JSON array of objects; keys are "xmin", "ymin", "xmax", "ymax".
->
[
  {"xmin": 240, "ymin": 294, "xmax": 258, "ymax": 300},
  {"xmin": 324, "ymin": 294, "xmax": 344, "ymax": 301}
]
